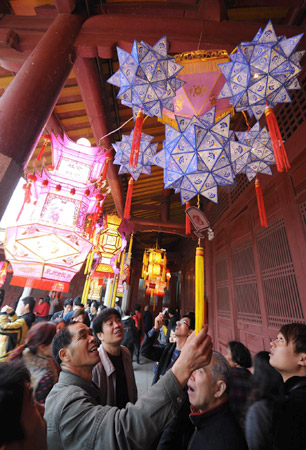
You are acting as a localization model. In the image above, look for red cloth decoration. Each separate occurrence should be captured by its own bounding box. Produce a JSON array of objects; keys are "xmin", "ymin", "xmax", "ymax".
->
[
  {"xmin": 37, "ymin": 134, "xmax": 51, "ymax": 162},
  {"xmin": 123, "ymin": 178, "xmax": 134, "ymax": 219},
  {"xmin": 255, "ymin": 177, "xmax": 268, "ymax": 228},
  {"xmin": 265, "ymin": 106, "xmax": 290, "ymax": 173},
  {"xmin": 185, "ymin": 201, "xmax": 191, "ymax": 235},
  {"xmin": 17, "ymin": 182, "xmax": 32, "ymax": 222},
  {"xmin": 129, "ymin": 110, "xmax": 143, "ymax": 168}
]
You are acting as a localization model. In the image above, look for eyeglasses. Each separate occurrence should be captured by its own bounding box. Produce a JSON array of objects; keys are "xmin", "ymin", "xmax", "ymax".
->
[{"xmin": 176, "ymin": 319, "xmax": 190, "ymax": 328}]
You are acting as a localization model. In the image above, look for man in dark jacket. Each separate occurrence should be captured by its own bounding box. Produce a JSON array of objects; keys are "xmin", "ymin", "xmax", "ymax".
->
[
  {"xmin": 143, "ymin": 305, "xmax": 153, "ymax": 334},
  {"xmin": 121, "ymin": 310, "xmax": 136, "ymax": 358},
  {"xmin": 51, "ymin": 298, "xmax": 73, "ymax": 321},
  {"xmin": 0, "ymin": 296, "xmax": 36, "ymax": 361},
  {"xmin": 187, "ymin": 351, "xmax": 248, "ymax": 450},
  {"xmin": 141, "ymin": 312, "xmax": 194, "ymax": 385},
  {"xmin": 270, "ymin": 323, "xmax": 306, "ymax": 450}
]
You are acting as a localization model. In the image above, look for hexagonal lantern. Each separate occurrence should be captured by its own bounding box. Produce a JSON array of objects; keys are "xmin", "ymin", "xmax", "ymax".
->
[{"xmin": 4, "ymin": 133, "xmax": 109, "ymax": 291}]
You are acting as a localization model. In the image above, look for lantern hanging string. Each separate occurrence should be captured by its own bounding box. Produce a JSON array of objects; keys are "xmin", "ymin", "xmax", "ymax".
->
[{"xmin": 98, "ymin": 116, "xmax": 134, "ymax": 144}]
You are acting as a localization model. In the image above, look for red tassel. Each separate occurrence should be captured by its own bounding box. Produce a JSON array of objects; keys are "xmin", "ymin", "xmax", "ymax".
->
[
  {"xmin": 37, "ymin": 134, "xmax": 51, "ymax": 162},
  {"xmin": 102, "ymin": 155, "xmax": 112, "ymax": 180},
  {"xmin": 124, "ymin": 178, "xmax": 134, "ymax": 219},
  {"xmin": 185, "ymin": 201, "xmax": 191, "ymax": 235},
  {"xmin": 255, "ymin": 177, "xmax": 268, "ymax": 228},
  {"xmin": 264, "ymin": 106, "xmax": 290, "ymax": 173},
  {"xmin": 129, "ymin": 110, "xmax": 143, "ymax": 168}
]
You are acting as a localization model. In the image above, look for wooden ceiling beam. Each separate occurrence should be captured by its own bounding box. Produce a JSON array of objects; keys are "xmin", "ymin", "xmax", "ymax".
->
[
  {"xmin": 73, "ymin": 56, "xmax": 124, "ymax": 217},
  {"xmin": 75, "ymin": 14, "xmax": 306, "ymax": 58},
  {"xmin": 130, "ymin": 217, "xmax": 186, "ymax": 237}
]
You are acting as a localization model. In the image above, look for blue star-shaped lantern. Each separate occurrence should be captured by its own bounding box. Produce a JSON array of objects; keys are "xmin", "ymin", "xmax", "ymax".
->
[
  {"xmin": 235, "ymin": 122, "xmax": 275, "ymax": 180},
  {"xmin": 218, "ymin": 21, "xmax": 304, "ymax": 120},
  {"xmin": 107, "ymin": 36, "xmax": 185, "ymax": 119},
  {"xmin": 112, "ymin": 130, "xmax": 158, "ymax": 181},
  {"xmin": 150, "ymin": 107, "xmax": 235, "ymax": 204}
]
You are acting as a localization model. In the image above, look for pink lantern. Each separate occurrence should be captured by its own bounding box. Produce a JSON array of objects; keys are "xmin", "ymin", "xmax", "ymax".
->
[
  {"xmin": 5, "ymin": 133, "xmax": 110, "ymax": 290},
  {"xmin": 162, "ymin": 49, "xmax": 233, "ymax": 126}
]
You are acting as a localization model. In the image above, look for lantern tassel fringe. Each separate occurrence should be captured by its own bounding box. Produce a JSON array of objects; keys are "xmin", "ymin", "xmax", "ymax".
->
[
  {"xmin": 124, "ymin": 178, "xmax": 134, "ymax": 220},
  {"xmin": 195, "ymin": 246, "xmax": 205, "ymax": 334},
  {"xmin": 265, "ymin": 106, "xmax": 290, "ymax": 173},
  {"xmin": 255, "ymin": 178, "xmax": 268, "ymax": 228}
]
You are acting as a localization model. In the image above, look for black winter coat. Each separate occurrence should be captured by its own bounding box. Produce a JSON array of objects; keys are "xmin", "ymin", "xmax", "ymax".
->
[{"xmin": 188, "ymin": 401, "xmax": 249, "ymax": 450}]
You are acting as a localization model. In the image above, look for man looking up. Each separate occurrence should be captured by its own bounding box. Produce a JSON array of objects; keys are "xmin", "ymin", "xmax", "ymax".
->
[
  {"xmin": 186, "ymin": 351, "xmax": 248, "ymax": 450},
  {"xmin": 92, "ymin": 308, "xmax": 137, "ymax": 407},
  {"xmin": 141, "ymin": 312, "xmax": 194, "ymax": 384},
  {"xmin": 269, "ymin": 323, "xmax": 306, "ymax": 450},
  {"xmin": 45, "ymin": 322, "xmax": 212, "ymax": 450},
  {"xmin": 51, "ymin": 298, "xmax": 73, "ymax": 321},
  {"xmin": 0, "ymin": 296, "xmax": 36, "ymax": 361}
]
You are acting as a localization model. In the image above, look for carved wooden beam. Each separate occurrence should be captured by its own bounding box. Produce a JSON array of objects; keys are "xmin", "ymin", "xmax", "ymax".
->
[{"xmin": 130, "ymin": 217, "xmax": 186, "ymax": 237}]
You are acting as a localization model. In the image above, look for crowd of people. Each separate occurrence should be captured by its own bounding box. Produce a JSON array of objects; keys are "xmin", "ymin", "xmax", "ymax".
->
[{"xmin": 0, "ymin": 293, "xmax": 305, "ymax": 450}]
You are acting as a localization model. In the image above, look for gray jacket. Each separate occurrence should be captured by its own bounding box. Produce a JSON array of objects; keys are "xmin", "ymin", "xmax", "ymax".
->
[
  {"xmin": 45, "ymin": 369, "xmax": 184, "ymax": 450},
  {"xmin": 92, "ymin": 344, "xmax": 137, "ymax": 406}
]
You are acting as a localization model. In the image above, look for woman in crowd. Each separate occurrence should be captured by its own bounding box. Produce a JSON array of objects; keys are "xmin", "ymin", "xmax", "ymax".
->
[
  {"xmin": 8, "ymin": 321, "xmax": 58, "ymax": 404},
  {"xmin": 70, "ymin": 308, "xmax": 90, "ymax": 326},
  {"xmin": 245, "ymin": 351, "xmax": 284, "ymax": 450}
]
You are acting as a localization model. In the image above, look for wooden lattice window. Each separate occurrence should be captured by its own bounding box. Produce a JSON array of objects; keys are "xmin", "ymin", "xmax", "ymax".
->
[
  {"xmin": 209, "ymin": 189, "xmax": 230, "ymax": 225},
  {"xmin": 215, "ymin": 255, "xmax": 230, "ymax": 317},
  {"xmin": 232, "ymin": 241, "xmax": 261, "ymax": 323},
  {"xmin": 299, "ymin": 201, "xmax": 306, "ymax": 232},
  {"xmin": 257, "ymin": 218, "xmax": 304, "ymax": 328},
  {"xmin": 230, "ymin": 174, "xmax": 250, "ymax": 204},
  {"xmin": 277, "ymin": 70, "xmax": 306, "ymax": 141}
]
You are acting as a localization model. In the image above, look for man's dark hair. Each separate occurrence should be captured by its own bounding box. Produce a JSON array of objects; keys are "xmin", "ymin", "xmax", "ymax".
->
[
  {"xmin": 92, "ymin": 308, "xmax": 121, "ymax": 334},
  {"xmin": 91, "ymin": 300, "xmax": 100, "ymax": 311},
  {"xmin": 0, "ymin": 361, "xmax": 31, "ymax": 446},
  {"xmin": 280, "ymin": 323, "xmax": 306, "ymax": 354},
  {"xmin": 86, "ymin": 299, "xmax": 92, "ymax": 307},
  {"xmin": 134, "ymin": 303, "xmax": 141, "ymax": 311},
  {"xmin": 73, "ymin": 296, "xmax": 84, "ymax": 307},
  {"xmin": 124, "ymin": 310, "xmax": 130, "ymax": 316},
  {"xmin": 51, "ymin": 323, "xmax": 78, "ymax": 366},
  {"xmin": 228, "ymin": 341, "xmax": 252, "ymax": 368},
  {"xmin": 168, "ymin": 307, "xmax": 176, "ymax": 316},
  {"xmin": 21, "ymin": 296, "xmax": 36, "ymax": 313},
  {"xmin": 64, "ymin": 298, "xmax": 73, "ymax": 308},
  {"xmin": 182, "ymin": 313, "xmax": 195, "ymax": 331}
]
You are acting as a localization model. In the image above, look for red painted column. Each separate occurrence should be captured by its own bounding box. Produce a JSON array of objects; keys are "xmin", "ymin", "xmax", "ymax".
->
[{"xmin": 0, "ymin": 13, "xmax": 83, "ymax": 219}]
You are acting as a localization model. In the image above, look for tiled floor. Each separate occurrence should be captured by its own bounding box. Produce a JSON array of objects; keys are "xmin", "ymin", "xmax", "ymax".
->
[{"xmin": 133, "ymin": 355, "xmax": 155, "ymax": 397}]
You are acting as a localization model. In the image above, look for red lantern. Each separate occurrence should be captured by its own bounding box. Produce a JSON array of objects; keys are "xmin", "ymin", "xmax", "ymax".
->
[
  {"xmin": 96, "ymin": 193, "xmax": 104, "ymax": 201},
  {"xmin": 48, "ymin": 165, "xmax": 54, "ymax": 171},
  {"xmin": 70, "ymin": 188, "xmax": 76, "ymax": 195},
  {"xmin": 85, "ymin": 189, "xmax": 90, "ymax": 196},
  {"xmin": 42, "ymin": 180, "xmax": 48, "ymax": 187},
  {"xmin": 55, "ymin": 184, "xmax": 61, "ymax": 192}
]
